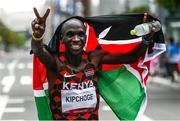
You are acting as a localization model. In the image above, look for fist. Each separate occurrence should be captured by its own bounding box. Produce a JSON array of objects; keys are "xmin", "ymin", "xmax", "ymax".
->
[{"xmin": 142, "ymin": 13, "xmax": 156, "ymax": 45}]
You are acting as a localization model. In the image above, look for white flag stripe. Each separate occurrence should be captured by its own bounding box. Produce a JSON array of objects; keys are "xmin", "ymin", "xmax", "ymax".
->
[
  {"xmin": 84, "ymin": 23, "xmax": 90, "ymax": 51},
  {"xmin": 100, "ymin": 97, "xmax": 105, "ymax": 102},
  {"xmin": 43, "ymin": 82, "xmax": 48, "ymax": 90},
  {"xmin": 34, "ymin": 90, "xmax": 46, "ymax": 97},
  {"xmin": 102, "ymin": 105, "xmax": 111, "ymax": 111},
  {"xmin": 98, "ymin": 37, "xmax": 142, "ymax": 44},
  {"xmin": 144, "ymin": 43, "xmax": 166, "ymax": 62}
]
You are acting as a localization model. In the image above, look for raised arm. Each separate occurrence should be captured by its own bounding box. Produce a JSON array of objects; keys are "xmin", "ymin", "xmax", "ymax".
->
[{"xmin": 31, "ymin": 7, "xmax": 56, "ymax": 70}]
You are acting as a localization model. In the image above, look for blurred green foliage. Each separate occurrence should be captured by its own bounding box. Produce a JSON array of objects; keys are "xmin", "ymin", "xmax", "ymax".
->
[
  {"xmin": 129, "ymin": 6, "xmax": 149, "ymax": 13},
  {"xmin": 16, "ymin": 33, "xmax": 26, "ymax": 47},
  {"xmin": 0, "ymin": 20, "xmax": 26, "ymax": 51},
  {"xmin": 156, "ymin": 0, "xmax": 180, "ymax": 15}
]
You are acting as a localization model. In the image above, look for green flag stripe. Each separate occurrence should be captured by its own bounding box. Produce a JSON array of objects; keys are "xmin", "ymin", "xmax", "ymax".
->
[
  {"xmin": 98, "ymin": 66, "xmax": 145, "ymax": 120},
  {"xmin": 34, "ymin": 96, "xmax": 53, "ymax": 120},
  {"xmin": 135, "ymin": 95, "xmax": 147, "ymax": 120},
  {"xmin": 124, "ymin": 64, "xmax": 142, "ymax": 85}
]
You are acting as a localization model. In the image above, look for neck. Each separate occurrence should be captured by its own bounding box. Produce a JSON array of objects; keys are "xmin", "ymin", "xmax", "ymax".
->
[{"xmin": 65, "ymin": 52, "xmax": 82, "ymax": 67}]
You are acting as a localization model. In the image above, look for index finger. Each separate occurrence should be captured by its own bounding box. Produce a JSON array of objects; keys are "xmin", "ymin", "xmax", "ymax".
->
[
  {"xmin": 33, "ymin": 7, "xmax": 41, "ymax": 19},
  {"xmin": 143, "ymin": 12, "xmax": 148, "ymax": 23},
  {"xmin": 42, "ymin": 8, "xmax": 50, "ymax": 20}
]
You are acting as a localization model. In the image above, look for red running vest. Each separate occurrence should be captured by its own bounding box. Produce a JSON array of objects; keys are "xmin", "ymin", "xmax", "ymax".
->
[{"xmin": 49, "ymin": 52, "xmax": 100, "ymax": 120}]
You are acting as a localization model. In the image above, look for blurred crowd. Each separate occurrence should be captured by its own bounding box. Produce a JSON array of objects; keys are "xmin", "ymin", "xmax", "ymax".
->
[{"xmin": 150, "ymin": 37, "xmax": 180, "ymax": 82}]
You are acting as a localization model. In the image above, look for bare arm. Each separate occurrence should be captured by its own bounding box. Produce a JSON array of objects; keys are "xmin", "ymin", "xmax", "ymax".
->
[
  {"xmin": 94, "ymin": 13, "xmax": 157, "ymax": 65},
  {"xmin": 100, "ymin": 42, "xmax": 148, "ymax": 64},
  {"xmin": 31, "ymin": 7, "xmax": 56, "ymax": 70}
]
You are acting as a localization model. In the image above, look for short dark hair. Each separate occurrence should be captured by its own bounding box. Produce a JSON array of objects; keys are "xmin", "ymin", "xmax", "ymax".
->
[
  {"xmin": 61, "ymin": 18, "xmax": 86, "ymax": 37},
  {"xmin": 47, "ymin": 16, "xmax": 85, "ymax": 53}
]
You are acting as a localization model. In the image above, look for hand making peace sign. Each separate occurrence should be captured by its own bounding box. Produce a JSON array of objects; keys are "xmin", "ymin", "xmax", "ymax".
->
[{"xmin": 31, "ymin": 7, "xmax": 50, "ymax": 39}]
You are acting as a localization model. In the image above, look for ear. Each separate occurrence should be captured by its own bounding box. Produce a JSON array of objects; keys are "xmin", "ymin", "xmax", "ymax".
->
[{"xmin": 61, "ymin": 34, "xmax": 65, "ymax": 43}]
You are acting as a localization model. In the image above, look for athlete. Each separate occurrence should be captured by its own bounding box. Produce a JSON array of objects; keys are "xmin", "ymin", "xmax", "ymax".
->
[{"xmin": 31, "ymin": 8, "xmax": 156, "ymax": 120}]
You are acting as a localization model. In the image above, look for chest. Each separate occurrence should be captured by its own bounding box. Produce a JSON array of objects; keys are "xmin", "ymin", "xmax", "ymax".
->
[
  {"xmin": 57, "ymin": 62, "xmax": 97, "ymax": 88},
  {"xmin": 48, "ymin": 54, "xmax": 99, "ymax": 117},
  {"xmin": 49, "ymin": 53, "xmax": 98, "ymax": 89}
]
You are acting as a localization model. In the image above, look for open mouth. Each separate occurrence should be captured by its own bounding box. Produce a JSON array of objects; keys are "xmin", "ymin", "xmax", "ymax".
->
[{"xmin": 71, "ymin": 44, "xmax": 82, "ymax": 50}]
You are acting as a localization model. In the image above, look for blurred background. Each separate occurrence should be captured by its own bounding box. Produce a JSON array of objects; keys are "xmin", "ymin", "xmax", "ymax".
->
[{"xmin": 0, "ymin": 0, "xmax": 180, "ymax": 120}]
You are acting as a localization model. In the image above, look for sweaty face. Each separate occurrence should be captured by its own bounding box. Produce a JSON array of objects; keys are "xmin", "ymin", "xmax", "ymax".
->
[{"xmin": 61, "ymin": 19, "xmax": 86, "ymax": 55}]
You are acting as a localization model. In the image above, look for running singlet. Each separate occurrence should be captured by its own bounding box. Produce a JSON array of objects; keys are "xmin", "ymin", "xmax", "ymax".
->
[{"xmin": 49, "ymin": 52, "xmax": 100, "ymax": 120}]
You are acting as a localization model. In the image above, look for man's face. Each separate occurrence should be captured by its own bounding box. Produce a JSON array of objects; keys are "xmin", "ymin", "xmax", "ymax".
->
[{"xmin": 61, "ymin": 19, "xmax": 86, "ymax": 55}]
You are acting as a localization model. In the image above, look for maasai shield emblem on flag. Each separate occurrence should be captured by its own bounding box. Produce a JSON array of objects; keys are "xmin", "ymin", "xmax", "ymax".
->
[{"xmin": 32, "ymin": 14, "xmax": 166, "ymax": 120}]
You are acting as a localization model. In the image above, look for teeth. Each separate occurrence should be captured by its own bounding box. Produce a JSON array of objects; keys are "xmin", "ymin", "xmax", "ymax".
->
[{"xmin": 72, "ymin": 45, "xmax": 81, "ymax": 50}]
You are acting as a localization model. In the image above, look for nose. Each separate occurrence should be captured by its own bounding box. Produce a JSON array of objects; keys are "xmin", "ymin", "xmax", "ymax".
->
[{"xmin": 72, "ymin": 35, "xmax": 80, "ymax": 42}]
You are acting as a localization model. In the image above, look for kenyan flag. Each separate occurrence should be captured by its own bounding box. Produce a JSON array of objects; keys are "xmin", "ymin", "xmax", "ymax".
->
[
  {"xmin": 33, "ymin": 56, "xmax": 52, "ymax": 120},
  {"xmin": 32, "ymin": 14, "xmax": 166, "ymax": 120}
]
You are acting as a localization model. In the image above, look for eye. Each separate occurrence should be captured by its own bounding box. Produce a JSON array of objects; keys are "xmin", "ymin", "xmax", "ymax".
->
[
  {"xmin": 78, "ymin": 31, "xmax": 86, "ymax": 37},
  {"xmin": 66, "ymin": 31, "xmax": 74, "ymax": 37}
]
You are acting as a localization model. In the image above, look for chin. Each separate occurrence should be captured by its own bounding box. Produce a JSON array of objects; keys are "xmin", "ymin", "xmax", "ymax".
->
[{"xmin": 70, "ymin": 49, "xmax": 83, "ymax": 55}]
